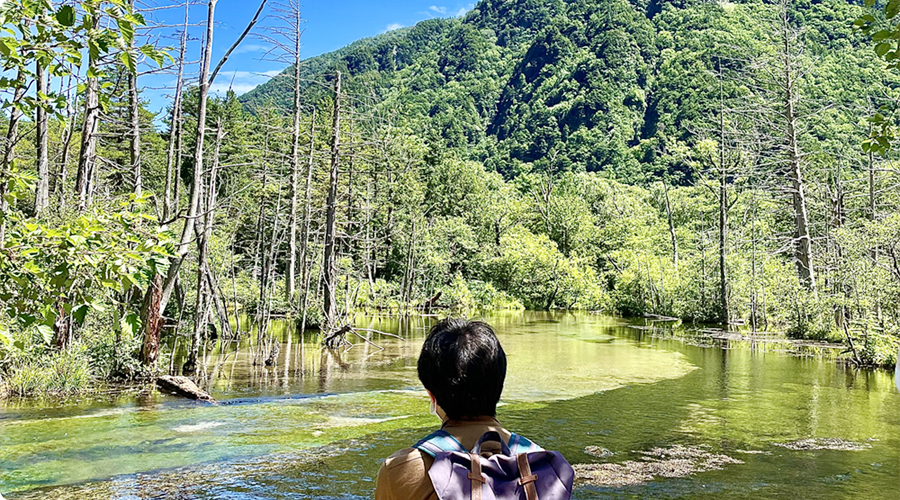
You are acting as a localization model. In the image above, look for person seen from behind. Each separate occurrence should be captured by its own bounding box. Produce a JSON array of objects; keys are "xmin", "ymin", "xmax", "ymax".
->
[{"xmin": 375, "ymin": 318, "xmax": 573, "ymax": 500}]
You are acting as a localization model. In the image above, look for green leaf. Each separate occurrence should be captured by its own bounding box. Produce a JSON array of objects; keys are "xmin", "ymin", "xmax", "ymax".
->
[
  {"xmin": 120, "ymin": 313, "xmax": 140, "ymax": 337},
  {"xmin": 116, "ymin": 18, "xmax": 134, "ymax": 45},
  {"xmin": 139, "ymin": 45, "xmax": 166, "ymax": 67},
  {"xmin": 118, "ymin": 50, "xmax": 136, "ymax": 73},
  {"xmin": 872, "ymin": 29, "xmax": 893, "ymax": 41},
  {"xmin": 36, "ymin": 324, "xmax": 54, "ymax": 345},
  {"xmin": 877, "ymin": 42, "xmax": 893, "ymax": 57},
  {"xmin": 72, "ymin": 305, "xmax": 89, "ymax": 324},
  {"xmin": 56, "ymin": 5, "xmax": 76, "ymax": 26}
]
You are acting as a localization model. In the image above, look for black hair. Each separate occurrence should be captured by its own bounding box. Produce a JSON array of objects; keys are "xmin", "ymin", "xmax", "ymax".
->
[{"xmin": 417, "ymin": 318, "xmax": 507, "ymax": 420}]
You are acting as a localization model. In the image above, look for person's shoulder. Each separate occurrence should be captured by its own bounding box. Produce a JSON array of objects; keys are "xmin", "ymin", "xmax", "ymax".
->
[
  {"xmin": 383, "ymin": 447, "xmax": 428, "ymax": 470},
  {"xmin": 376, "ymin": 447, "xmax": 436, "ymax": 500}
]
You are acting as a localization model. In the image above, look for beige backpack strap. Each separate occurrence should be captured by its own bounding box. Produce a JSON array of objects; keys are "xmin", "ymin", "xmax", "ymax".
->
[
  {"xmin": 468, "ymin": 453, "xmax": 484, "ymax": 500},
  {"xmin": 517, "ymin": 453, "xmax": 539, "ymax": 500}
]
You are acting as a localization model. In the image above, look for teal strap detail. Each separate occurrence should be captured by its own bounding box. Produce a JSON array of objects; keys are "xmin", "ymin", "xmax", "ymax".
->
[
  {"xmin": 413, "ymin": 429, "xmax": 468, "ymax": 458},
  {"xmin": 508, "ymin": 433, "xmax": 544, "ymax": 454}
]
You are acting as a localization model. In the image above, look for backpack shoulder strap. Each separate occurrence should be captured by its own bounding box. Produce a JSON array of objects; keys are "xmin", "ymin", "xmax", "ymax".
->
[
  {"xmin": 413, "ymin": 429, "xmax": 468, "ymax": 458},
  {"xmin": 507, "ymin": 432, "xmax": 544, "ymax": 454}
]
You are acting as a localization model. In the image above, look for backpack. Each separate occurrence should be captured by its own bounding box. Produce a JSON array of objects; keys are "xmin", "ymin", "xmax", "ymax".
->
[{"xmin": 413, "ymin": 430, "xmax": 575, "ymax": 500}]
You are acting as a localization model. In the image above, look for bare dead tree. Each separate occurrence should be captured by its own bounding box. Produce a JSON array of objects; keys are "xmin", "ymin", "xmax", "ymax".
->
[
  {"xmin": 127, "ymin": 0, "xmax": 142, "ymax": 199},
  {"xmin": 163, "ymin": 0, "xmax": 190, "ymax": 221},
  {"xmin": 322, "ymin": 71, "xmax": 342, "ymax": 332},
  {"xmin": 75, "ymin": 14, "xmax": 101, "ymax": 211},
  {"xmin": 34, "ymin": 61, "xmax": 50, "ymax": 214},
  {"xmin": 143, "ymin": 0, "xmax": 219, "ymax": 368},
  {"xmin": 0, "ymin": 70, "xmax": 26, "ymax": 243}
]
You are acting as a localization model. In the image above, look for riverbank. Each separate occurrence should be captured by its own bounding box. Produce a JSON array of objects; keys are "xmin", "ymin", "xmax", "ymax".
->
[{"xmin": 0, "ymin": 311, "xmax": 893, "ymax": 402}]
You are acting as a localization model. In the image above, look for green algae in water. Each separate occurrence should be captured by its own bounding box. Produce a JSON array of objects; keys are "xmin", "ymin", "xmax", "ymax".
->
[{"xmin": 1, "ymin": 312, "xmax": 897, "ymax": 499}]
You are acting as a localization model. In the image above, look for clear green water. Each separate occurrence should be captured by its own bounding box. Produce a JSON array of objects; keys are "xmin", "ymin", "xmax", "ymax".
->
[{"xmin": 1, "ymin": 312, "xmax": 897, "ymax": 499}]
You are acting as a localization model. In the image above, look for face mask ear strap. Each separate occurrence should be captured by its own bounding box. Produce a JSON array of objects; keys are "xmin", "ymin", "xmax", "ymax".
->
[{"xmin": 429, "ymin": 398, "xmax": 438, "ymax": 417}]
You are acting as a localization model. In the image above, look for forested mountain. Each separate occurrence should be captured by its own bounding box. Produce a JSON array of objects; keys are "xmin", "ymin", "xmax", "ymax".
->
[{"xmin": 243, "ymin": 0, "xmax": 891, "ymax": 182}]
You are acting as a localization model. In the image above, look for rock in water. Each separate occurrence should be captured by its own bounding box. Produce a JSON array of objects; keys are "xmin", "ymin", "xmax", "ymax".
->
[
  {"xmin": 157, "ymin": 375, "xmax": 216, "ymax": 403},
  {"xmin": 585, "ymin": 446, "xmax": 615, "ymax": 458}
]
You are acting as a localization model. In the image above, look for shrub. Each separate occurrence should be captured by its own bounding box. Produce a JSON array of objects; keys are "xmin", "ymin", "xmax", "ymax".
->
[{"xmin": 6, "ymin": 345, "xmax": 91, "ymax": 396}]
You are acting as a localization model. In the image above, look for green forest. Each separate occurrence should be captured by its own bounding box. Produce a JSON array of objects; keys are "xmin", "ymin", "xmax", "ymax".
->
[{"xmin": 2, "ymin": 0, "xmax": 900, "ymax": 398}]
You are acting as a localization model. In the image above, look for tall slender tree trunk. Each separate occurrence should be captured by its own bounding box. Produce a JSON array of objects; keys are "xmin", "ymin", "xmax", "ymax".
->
[
  {"xmin": 162, "ymin": 0, "xmax": 216, "ymax": 310},
  {"xmin": 717, "ymin": 94, "xmax": 729, "ymax": 324},
  {"xmin": 322, "ymin": 72, "xmax": 342, "ymax": 332},
  {"xmin": 779, "ymin": 7, "xmax": 816, "ymax": 292},
  {"xmin": 299, "ymin": 111, "xmax": 316, "ymax": 333},
  {"xmin": 57, "ymin": 74, "xmax": 76, "ymax": 208},
  {"xmin": 186, "ymin": 122, "xmax": 225, "ymax": 372},
  {"xmin": 34, "ymin": 62, "xmax": 50, "ymax": 214},
  {"xmin": 128, "ymin": 0, "xmax": 142, "ymax": 199},
  {"xmin": 0, "ymin": 70, "xmax": 26, "ymax": 244},
  {"xmin": 286, "ymin": 11, "xmax": 303, "ymax": 304},
  {"xmin": 141, "ymin": 0, "xmax": 217, "ymax": 367},
  {"xmin": 718, "ymin": 159, "xmax": 729, "ymax": 324},
  {"xmin": 129, "ymin": 71, "xmax": 142, "ymax": 198},
  {"xmin": 662, "ymin": 181, "xmax": 678, "ymax": 272},
  {"xmin": 164, "ymin": 0, "xmax": 189, "ymax": 221},
  {"xmin": 76, "ymin": 15, "xmax": 101, "ymax": 211}
]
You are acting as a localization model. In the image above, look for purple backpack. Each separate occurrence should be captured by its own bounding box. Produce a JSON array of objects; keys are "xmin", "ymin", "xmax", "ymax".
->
[{"xmin": 414, "ymin": 430, "xmax": 575, "ymax": 500}]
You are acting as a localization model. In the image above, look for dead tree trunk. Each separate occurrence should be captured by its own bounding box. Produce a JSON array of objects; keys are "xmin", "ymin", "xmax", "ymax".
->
[
  {"xmin": 299, "ymin": 110, "xmax": 316, "ymax": 334},
  {"xmin": 34, "ymin": 62, "xmax": 50, "ymax": 214},
  {"xmin": 56, "ymin": 74, "xmax": 77, "ymax": 208},
  {"xmin": 128, "ymin": 0, "xmax": 142, "ymax": 199},
  {"xmin": 198, "ymin": 123, "xmax": 233, "ymax": 339},
  {"xmin": 164, "ymin": 0, "xmax": 189, "ymax": 220},
  {"xmin": 322, "ymin": 72, "xmax": 342, "ymax": 332},
  {"xmin": 662, "ymin": 181, "xmax": 678, "ymax": 272},
  {"xmin": 717, "ymin": 92, "xmax": 730, "ymax": 325},
  {"xmin": 286, "ymin": 7, "xmax": 303, "ymax": 304},
  {"xmin": 778, "ymin": 6, "xmax": 816, "ymax": 292},
  {"xmin": 1, "ymin": 70, "xmax": 25, "ymax": 243},
  {"xmin": 76, "ymin": 14, "xmax": 101, "ymax": 211},
  {"xmin": 141, "ymin": 0, "xmax": 217, "ymax": 367}
]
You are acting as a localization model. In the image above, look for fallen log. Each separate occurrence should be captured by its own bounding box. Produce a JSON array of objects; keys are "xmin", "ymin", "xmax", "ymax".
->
[{"xmin": 157, "ymin": 375, "xmax": 217, "ymax": 403}]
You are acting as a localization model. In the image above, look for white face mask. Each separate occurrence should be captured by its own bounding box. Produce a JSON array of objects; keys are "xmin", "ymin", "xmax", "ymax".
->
[{"xmin": 429, "ymin": 398, "xmax": 438, "ymax": 417}]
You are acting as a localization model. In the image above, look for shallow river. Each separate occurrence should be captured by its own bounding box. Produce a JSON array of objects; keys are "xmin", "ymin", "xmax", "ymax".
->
[{"xmin": 1, "ymin": 312, "xmax": 897, "ymax": 499}]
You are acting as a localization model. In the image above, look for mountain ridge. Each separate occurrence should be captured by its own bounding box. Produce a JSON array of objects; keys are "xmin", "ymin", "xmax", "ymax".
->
[{"xmin": 241, "ymin": 0, "xmax": 890, "ymax": 182}]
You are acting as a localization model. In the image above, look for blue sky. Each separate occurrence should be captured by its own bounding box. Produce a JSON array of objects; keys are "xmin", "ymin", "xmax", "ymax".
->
[{"xmin": 140, "ymin": 1, "xmax": 475, "ymax": 118}]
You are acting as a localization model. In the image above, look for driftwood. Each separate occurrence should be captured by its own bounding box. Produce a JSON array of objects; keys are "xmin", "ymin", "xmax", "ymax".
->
[
  {"xmin": 323, "ymin": 325, "xmax": 353, "ymax": 349},
  {"xmin": 643, "ymin": 313, "xmax": 679, "ymax": 322},
  {"xmin": 157, "ymin": 375, "xmax": 216, "ymax": 403},
  {"xmin": 322, "ymin": 324, "xmax": 407, "ymax": 351}
]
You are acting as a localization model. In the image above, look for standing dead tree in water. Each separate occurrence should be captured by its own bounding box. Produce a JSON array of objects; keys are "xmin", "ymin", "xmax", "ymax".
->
[
  {"xmin": 163, "ymin": 0, "xmax": 191, "ymax": 222},
  {"xmin": 141, "ymin": 0, "xmax": 269, "ymax": 371},
  {"xmin": 322, "ymin": 71, "xmax": 343, "ymax": 334},
  {"xmin": 745, "ymin": 0, "xmax": 818, "ymax": 292},
  {"xmin": 258, "ymin": 0, "xmax": 306, "ymax": 305}
]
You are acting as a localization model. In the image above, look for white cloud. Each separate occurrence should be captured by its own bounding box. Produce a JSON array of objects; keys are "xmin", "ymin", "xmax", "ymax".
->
[
  {"xmin": 383, "ymin": 23, "xmax": 404, "ymax": 33},
  {"xmin": 209, "ymin": 70, "xmax": 285, "ymax": 96},
  {"xmin": 235, "ymin": 44, "xmax": 268, "ymax": 54},
  {"xmin": 429, "ymin": 5, "xmax": 447, "ymax": 14},
  {"xmin": 455, "ymin": 4, "xmax": 474, "ymax": 17}
]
